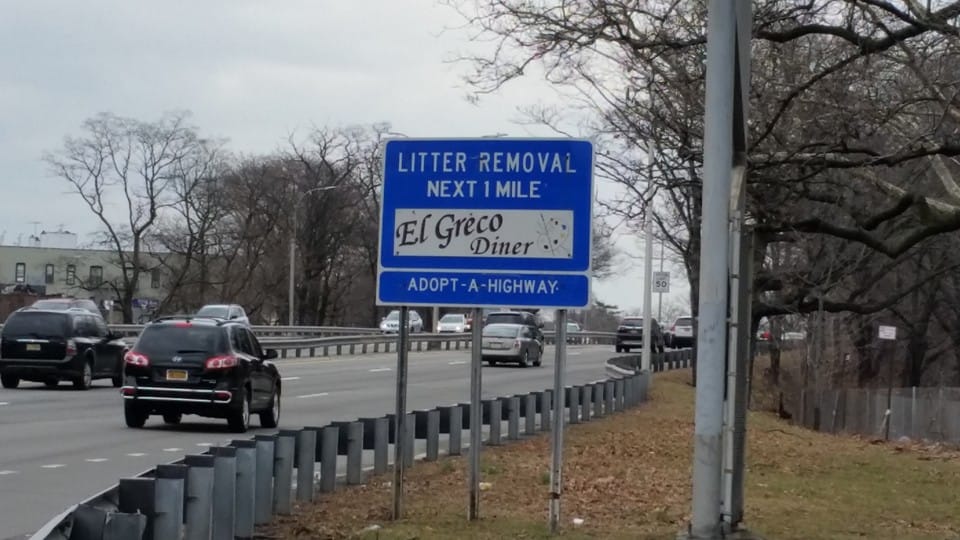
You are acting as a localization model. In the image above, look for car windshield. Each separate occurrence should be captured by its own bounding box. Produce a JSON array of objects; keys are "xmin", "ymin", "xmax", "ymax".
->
[
  {"xmin": 385, "ymin": 311, "xmax": 399, "ymax": 321},
  {"xmin": 566, "ymin": 323, "xmax": 580, "ymax": 331},
  {"xmin": 676, "ymin": 317, "xmax": 693, "ymax": 326},
  {"xmin": 135, "ymin": 325, "xmax": 228, "ymax": 358},
  {"xmin": 196, "ymin": 306, "xmax": 230, "ymax": 318},
  {"xmin": 440, "ymin": 315, "xmax": 464, "ymax": 323},
  {"xmin": 483, "ymin": 325, "xmax": 520, "ymax": 338},
  {"xmin": 32, "ymin": 299, "xmax": 74, "ymax": 310},
  {"xmin": 486, "ymin": 313, "xmax": 522, "ymax": 325},
  {"xmin": 621, "ymin": 318, "xmax": 642, "ymax": 327},
  {"xmin": 2, "ymin": 312, "xmax": 70, "ymax": 339}
]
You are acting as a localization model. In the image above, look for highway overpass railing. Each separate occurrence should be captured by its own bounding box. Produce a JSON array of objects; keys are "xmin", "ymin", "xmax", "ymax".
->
[{"xmin": 27, "ymin": 350, "xmax": 690, "ymax": 540}]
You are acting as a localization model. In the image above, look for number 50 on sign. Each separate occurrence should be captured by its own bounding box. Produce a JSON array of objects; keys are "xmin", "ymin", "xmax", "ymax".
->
[{"xmin": 653, "ymin": 271, "xmax": 670, "ymax": 293}]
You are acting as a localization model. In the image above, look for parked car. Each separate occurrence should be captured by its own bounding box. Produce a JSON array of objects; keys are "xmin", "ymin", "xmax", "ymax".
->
[
  {"xmin": 669, "ymin": 316, "xmax": 695, "ymax": 349},
  {"xmin": 615, "ymin": 316, "xmax": 665, "ymax": 353},
  {"xmin": 195, "ymin": 304, "xmax": 250, "ymax": 326},
  {"xmin": 437, "ymin": 313, "xmax": 468, "ymax": 333},
  {"xmin": 484, "ymin": 311, "xmax": 544, "ymax": 353},
  {"xmin": 481, "ymin": 323, "xmax": 542, "ymax": 367},
  {"xmin": 379, "ymin": 310, "xmax": 423, "ymax": 333},
  {"xmin": 30, "ymin": 297, "xmax": 100, "ymax": 315},
  {"xmin": 0, "ymin": 307, "xmax": 127, "ymax": 389},
  {"xmin": 120, "ymin": 317, "xmax": 281, "ymax": 432}
]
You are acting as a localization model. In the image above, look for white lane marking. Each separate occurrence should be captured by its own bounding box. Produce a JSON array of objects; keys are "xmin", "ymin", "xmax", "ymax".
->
[
  {"xmin": 368, "ymin": 367, "xmax": 391, "ymax": 372},
  {"xmin": 281, "ymin": 376, "xmax": 301, "ymax": 381},
  {"xmin": 569, "ymin": 352, "xmax": 582, "ymax": 356},
  {"xmin": 448, "ymin": 361, "xmax": 466, "ymax": 365},
  {"xmin": 0, "ymin": 470, "xmax": 18, "ymax": 475},
  {"xmin": 296, "ymin": 392, "xmax": 329, "ymax": 399},
  {"xmin": 127, "ymin": 453, "xmax": 147, "ymax": 457},
  {"xmin": 85, "ymin": 458, "xmax": 108, "ymax": 463},
  {"xmin": 41, "ymin": 464, "xmax": 65, "ymax": 469},
  {"xmin": 196, "ymin": 442, "xmax": 214, "ymax": 448},
  {"xmin": 0, "ymin": 401, "xmax": 9, "ymax": 406},
  {"xmin": 163, "ymin": 448, "xmax": 182, "ymax": 453}
]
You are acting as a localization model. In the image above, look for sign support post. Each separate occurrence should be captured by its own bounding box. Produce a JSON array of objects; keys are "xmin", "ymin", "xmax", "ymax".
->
[
  {"xmin": 392, "ymin": 306, "xmax": 410, "ymax": 520},
  {"xmin": 468, "ymin": 306, "xmax": 483, "ymax": 520},
  {"xmin": 549, "ymin": 309, "xmax": 568, "ymax": 533}
]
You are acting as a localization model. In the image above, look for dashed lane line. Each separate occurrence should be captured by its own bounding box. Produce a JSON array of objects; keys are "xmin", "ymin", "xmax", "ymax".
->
[
  {"xmin": 162, "ymin": 448, "xmax": 182, "ymax": 453},
  {"xmin": 281, "ymin": 376, "xmax": 301, "ymax": 381},
  {"xmin": 0, "ymin": 470, "xmax": 18, "ymax": 476},
  {"xmin": 126, "ymin": 453, "xmax": 147, "ymax": 457},
  {"xmin": 85, "ymin": 458, "xmax": 109, "ymax": 463},
  {"xmin": 368, "ymin": 368, "xmax": 391, "ymax": 373},
  {"xmin": 40, "ymin": 464, "xmax": 65, "ymax": 469},
  {"xmin": 296, "ymin": 392, "xmax": 329, "ymax": 399}
]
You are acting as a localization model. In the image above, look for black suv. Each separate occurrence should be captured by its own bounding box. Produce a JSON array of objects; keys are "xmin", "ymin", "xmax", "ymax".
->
[
  {"xmin": 615, "ymin": 317, "xmax": 665, "ymax": 353},
  {"xmin": 484, "ymin": 311, "xmax": 544, "ymax": 352},
  {"xmin": 0, "ymin": 307, "xmax": 127, "ymax": 389},
  {"xmin": 121, "ymin": 317, "xmax": 281, "ymax": 433}
]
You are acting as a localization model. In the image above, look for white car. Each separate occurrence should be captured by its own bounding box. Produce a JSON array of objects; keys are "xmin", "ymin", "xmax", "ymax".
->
[
  {"xmin": 669, "ymin": 315, "xmax": 694, "ymax": 348},
  {"xmin": 437, "ymin": 313, "xmax": 468, "ymax": 333},
  {"xmin": 196, "ymin": 304, "xmax": 250, "ymax": 326},
  {"xmin": 380, "ymin": 310, "xmax": 423, "ymax": 333}
]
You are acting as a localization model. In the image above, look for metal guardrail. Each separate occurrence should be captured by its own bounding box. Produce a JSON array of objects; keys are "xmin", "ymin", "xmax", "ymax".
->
[{"xmin": 27, "ymin": 350, "xmax": 692, "ymax": 540}]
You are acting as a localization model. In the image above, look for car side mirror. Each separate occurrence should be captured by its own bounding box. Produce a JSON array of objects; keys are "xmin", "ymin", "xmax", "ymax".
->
[{"xmin": 263, "ymin": 349, "xmax": 278, "ymax": 360}]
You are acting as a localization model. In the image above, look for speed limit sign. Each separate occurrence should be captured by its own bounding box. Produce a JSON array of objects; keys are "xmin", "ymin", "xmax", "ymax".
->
[{"xmin": 652, "ymin": 271, "xmax": 670, "ymax": 293}]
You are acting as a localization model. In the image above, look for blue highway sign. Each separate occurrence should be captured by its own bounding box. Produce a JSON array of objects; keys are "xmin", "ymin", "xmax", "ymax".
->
[{"xmin": 376, "ymin": 138, "xmax": 594, "ymax": 308}]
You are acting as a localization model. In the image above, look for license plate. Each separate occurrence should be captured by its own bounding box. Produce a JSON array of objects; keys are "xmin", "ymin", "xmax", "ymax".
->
[
  {"xmin": 484, "ymin": 342, "xmax": 502, "ymax": 349},
  {"xmin": 25, "ymin": 344, "xmax": 41, "ymax": 351},
  {"xmin": 166, "ymin": 369, "xmax": 188, "ymax": 381}
]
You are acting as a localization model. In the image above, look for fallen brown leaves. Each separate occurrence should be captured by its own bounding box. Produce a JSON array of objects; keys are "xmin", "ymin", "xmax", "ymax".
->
[{"xmin": 260, "ymin": 370, "xmax": 960, "ymax": 540}]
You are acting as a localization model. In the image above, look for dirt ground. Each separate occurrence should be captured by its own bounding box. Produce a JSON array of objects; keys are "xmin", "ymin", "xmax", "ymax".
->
[{"xmin": 259, "ymin": 369, "xmax": 960, "ymax": 540}]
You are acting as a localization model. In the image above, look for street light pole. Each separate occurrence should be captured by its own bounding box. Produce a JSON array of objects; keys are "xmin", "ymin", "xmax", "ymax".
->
[{"xmin": 288, "ymin": 185, "xmax": 340, "ymax": 326}]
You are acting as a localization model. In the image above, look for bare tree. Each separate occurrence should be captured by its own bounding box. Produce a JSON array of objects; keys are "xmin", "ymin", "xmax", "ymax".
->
[{"xmin": 45, "ymin": 111, "xmax": 211, "ymax": 322}]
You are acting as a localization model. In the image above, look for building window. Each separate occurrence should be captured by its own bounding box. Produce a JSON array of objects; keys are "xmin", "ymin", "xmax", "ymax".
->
[
  {"xmin": 66, "ymin": 264, "xmax": 76, "ymax": 285},
  {"xmin": 89, "ymin": 266, "xmax": 103, "ymax": 287},
  {"xmin": 15, "ymin": 263, "xmax": 25, "ymax": 283},
  {"xmin": 45, "ymin": 264, "xmax": 55, "ymax": 284},
  {"xmin": 151, "ymin": 269, "xmax": 161, "ymax": 289}
]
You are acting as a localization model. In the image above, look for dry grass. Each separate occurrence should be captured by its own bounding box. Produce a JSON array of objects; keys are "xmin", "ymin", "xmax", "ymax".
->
[{"xmin": 259, "ymin": 369, "xmax": 960, "ymax": 540}]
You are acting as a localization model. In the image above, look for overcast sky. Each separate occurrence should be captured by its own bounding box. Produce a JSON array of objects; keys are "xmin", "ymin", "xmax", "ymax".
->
[{"xmin": 0, "ymin": 0, "xmax": 690, "ymax": 315}]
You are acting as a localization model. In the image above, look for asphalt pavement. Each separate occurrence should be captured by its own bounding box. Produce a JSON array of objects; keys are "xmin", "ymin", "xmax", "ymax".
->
[{"xmin": 0, "ymin": 344, "xmax": 615, "ymax": 537}]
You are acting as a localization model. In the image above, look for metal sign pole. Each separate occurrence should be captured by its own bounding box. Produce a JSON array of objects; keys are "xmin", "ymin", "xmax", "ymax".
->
[
  {"xmin": 468, "ymin": 307, "xmax": 483, "ymax": 520},
  {"xmin": 392, "ymin": 306, "xmax": 410, "ymax": 520},
  {"xmin": 549, "ymin": 309, "xmax": 568, "ymax": 533}
]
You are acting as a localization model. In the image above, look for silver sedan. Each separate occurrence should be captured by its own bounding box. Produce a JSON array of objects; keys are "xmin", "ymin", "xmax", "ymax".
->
[{"xmin": 481, "ymin": 323, "xmax": 542, "ymax": 367}]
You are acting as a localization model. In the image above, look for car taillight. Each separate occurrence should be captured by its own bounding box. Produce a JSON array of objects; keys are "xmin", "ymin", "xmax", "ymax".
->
[
  {"xmin": 213, "ymin": 390, "xmax": 232, "ymax": 401},
  {"xmin": 124, "ymin": 351, "xmax": 149, "ymax": 367},
  {"xmin": 121, "ymin": 386, "xmax": 135, "ymax": 396},
  {"xmin": 65, "ymin": 340, "xmax": 77, "ymax": 356},
  {"xmin": 205, "ymin": 355, "xmax": 238, "ymax": 370}
]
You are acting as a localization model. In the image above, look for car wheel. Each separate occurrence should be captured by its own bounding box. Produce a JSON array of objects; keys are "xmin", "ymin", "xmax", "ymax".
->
[
  {"xmin": 163, "ymin": 413, "xmax": 182, "ymax": 425},
  {"xmin": 260, "ymin": 386, "xmax": 280, "ymax": 428},
  {"xmin": 615, "ymin": 345, "xmax": 622, "ymax": 353},
  {"xmin": 519, "ymin": 350, "xmax": 529, "ymax": 368},
  {"xmin": 74, "ymin": 361, "xmax": 93, "ymax": 390},
  {"xmin": 228, "ymin": 388, "xmax": 251, "ymax": 433},
  {"xmin": 124, "ymin": 402, "xmax": 148, "ymax": 428},
  {"xmin": 533, "ymin": 350, "xmax": 542, "ymax": 367},
  {"xmin": 488, "ymin": 359, "xmax": 497, "ymax": 367},
  {"xmin": 1, "ymin": 374, "xmax": 20, "ymax": 389},
  {"xmin": 44, "ymin": 378, "xmax": 59, "ymax": 388},
  {"xmin": 624, "ymin": 347, "xmax": 631, "ymax": 353}
]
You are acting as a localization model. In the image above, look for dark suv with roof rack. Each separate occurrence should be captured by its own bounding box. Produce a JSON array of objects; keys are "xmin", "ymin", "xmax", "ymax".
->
[
  {"xmin": 120, "ymin": 316, "xmax": 281, "ymax": 433},
  {"xmin": 0, "ymin": 307, "xmax": 127, "ymax": 389}
]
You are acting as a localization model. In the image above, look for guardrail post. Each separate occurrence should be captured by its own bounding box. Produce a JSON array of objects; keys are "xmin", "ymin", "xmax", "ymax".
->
[
  {"xmin": 320, "ymin": 425, "xmax": 339, "ymax": 493},
  {"xmin": 183, "ymin": 454, "xmax": 215, "ymax": 540},
  {"xmin": 346, "ymin": 421, "xmax": 364, "ymax": 484},
  {"xmin": 507, "ymin": 396, "xmax": 521, "ymax": 440},
  {"xmin": 404, "ymin": 412, "xmax": 416, "ymax": 467},
  {"xmin": 69, "ymin": 505, "xmax": 108, "ymax": 540},
  {"xmin": 540, "ymin": 390, "xmax": 552, "ymax": 431},
  {"xmin": 624, "ymin": 376, "xmax": 634, "ymax": 407},
  {"xmin": 362, "ymin": 416, "xmax": 389, "ymax": 475},
  {"xmin": 275, "ymin": 431, "xmax": 297, "ymax": 514},
  {"xmin": 615, "ymin": 379, "xmax": 625, "ymax": 411},
  {"xmin": 231, "ymin": 440, "xmax": 257, "ymax": 539},
  {"xmin": 119, "ymin": 478, "xmax": 156, "ymax": 540},
  {"xmin": 154, "ymin": 464, "xmax": 187, "ymax": 540},
  {"xmin": 484, "ymin": 399, "xmax": 502, "ymax": 445},
  {"xmin": 568, "ymin": 386, "xmax": 580, "ymax": 424},
  {"xmin": 445, "ymin": 405, "xmax": 463, "ymax": 455},
  {"xmin": 211, "ymin": 446, "xmax": 236, "ymax": 540},
  {"xmin": 581, "ymin": 386, "xmax": 592, "ymax": 422},
  {"xmin": 296, "ymin": 429, "xmax": 316, "ymax": 502},
  {"xmin": 605, "ymin": 380, "xmax": 615, "ymax": 415},
  {"xmin": 593, "ymin": 382, "xmax": 604, "ymax": 418},
  {"xmin": 254, "ymin": 435, "xmax": 276, "ymax": 525},
  {"xmin": 524, "ymin": 393, "xmax": 537, "ymax": 435},
  {"xmin": 103, "ymin": 513, "xmax": 148, "ymax": 540},
  {"xmin": 426, "ymin": 409, "xmax": 440, "ymax": 461}
]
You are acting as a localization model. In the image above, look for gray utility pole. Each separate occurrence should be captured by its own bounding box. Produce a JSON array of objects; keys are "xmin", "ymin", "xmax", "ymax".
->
[
  {"xmin": 393, "ymin": 306, "xmax": 411, "ymax": 520},
  {"xmin": 468, "ymin": 307, "xmax": 483, "ymax": 520},
  {"xmin": 641, "ymin": 93, "xmax": 656, "ymax": 373},
  {"xmin": 548, "ymin": 310, "xmax": 568, "ymax": 533},
  {"xmin": 689, "ymin": 0, "xmax": 752, "ymax": 538}
]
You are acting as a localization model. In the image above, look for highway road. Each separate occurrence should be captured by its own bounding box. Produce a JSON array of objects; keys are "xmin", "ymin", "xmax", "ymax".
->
[{"xmin": 0, "ymin": 344, "xmax": 616, "ymax": 537}]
